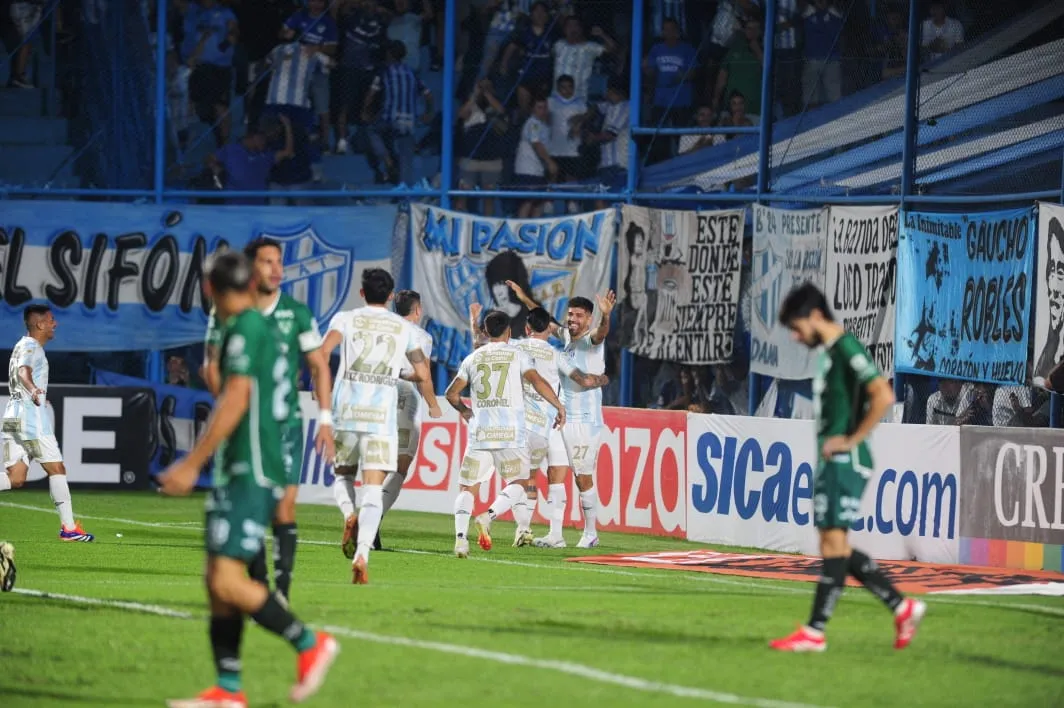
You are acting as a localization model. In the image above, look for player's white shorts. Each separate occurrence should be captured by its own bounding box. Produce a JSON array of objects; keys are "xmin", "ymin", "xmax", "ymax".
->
[
  {"xmin": 561, "ymin": 422, "xmax": 603, "ymax": 477},
  {"xmin": 529, "ymin": 428, "xmax": 568, "ymax": 472},
  {"xmin": 459, "ymin": 446, "xmax": 530, "ymax": 487},
  {"xmin": 2, "ymin": 435, "xmax": 29, "ymax": 470},
  {"xmin": 6, "ymin": 433, "xmax": 62, "ymax": 465},
  {"xmin": 334, "ymin": 430, "xmax": 398, "ymax": 473},
  {"xmin": 396, "ymin": 385, "xmax": 421, "ymax": 458}
]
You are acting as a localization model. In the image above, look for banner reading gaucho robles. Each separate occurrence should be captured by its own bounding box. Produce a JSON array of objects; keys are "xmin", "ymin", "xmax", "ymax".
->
[{"xmin": 959, "ymin": 426, "xmax": 1064, "ymax": 546}]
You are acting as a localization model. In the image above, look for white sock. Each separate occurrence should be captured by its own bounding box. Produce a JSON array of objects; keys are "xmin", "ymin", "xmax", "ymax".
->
[
  {"xmin": 381, "ymin": 471, "xmax": 405, "ymax": 515},
  {"xmin": 579, "ymin": 487, "xmax": 598, "ymax": 537},
  {"xmin": 355, "ymin": 484, "xmax": 384, "ymax": 562},
  {"xmin": 488, "ymin": 484, "xmax": 522, "ymax": 521},
  {"xmin": 454, "ymin": 490, "xmax": 474, "ymax": 538},
  {"xmin": 49, "ymin": 475, "xmax": 75, "ymax": 528},
  {"xmin": 333, "ymin": 475, "xmax": 358, "ymax": 519},
  {"xmin": 548, "ymin": 483, "xmax": 566, "ymax": 538},
  {"xmin": 513, "ymin": 491, "xmax": 533, "ymax": 531},
  {"xmin": 0, "ymin": 473, "xmax": 11, "ymax": 492}
]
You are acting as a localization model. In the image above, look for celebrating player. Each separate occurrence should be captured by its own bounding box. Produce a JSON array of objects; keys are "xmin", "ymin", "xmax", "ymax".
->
[
  {"xmin": 323, "ymin": 268, "xmax": 437, "ymax": 584},
  {"xmin": 770, "ymin": 282, "xmax": 925, "ymax": 653},
  {"xmin": 0, "ymin": 304, "xmax": 93, "ymax": 542},
  {"xmin": 445, "ymin": 310, "xmax": 565, "ymax": 557},
  {"xmin": 160, "ymin": 251, "xmax": 338, "ymax": 707},
  {"xmin": 375, "ymin": 289, "xmax": 442, "ymax": 549},
  {"xmin": 517, "ymin": 306, "xmax": 609, "ymax": 548},
  {"xmin": 203, "ymin": 237, "xmax": 336, "ymax": 604}
]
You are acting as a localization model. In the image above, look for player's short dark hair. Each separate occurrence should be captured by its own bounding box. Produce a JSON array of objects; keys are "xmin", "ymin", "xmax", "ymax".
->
[
  {"xmin": 23, "ymin": 303, "xmax": 50, "ymax": 329},
  {"xmin": 362, "ymin": 268, "xmax": 395, "ymax": 305},
  {"xmin": 393, "ymin": 290, "xmax": 421, "ymax": 317},
  {"xmin": 569, "ymin": 296, "xmax": 594, "ymax": 314},
  {"xmin": 483, "ymin": 310, "xmax": 511, "ymax": 338},
  {"xmin": 243, "ymin": 237, "xmax": 282, "ymax": 262},
  {"xmin": 527, "ymin": 307, "xmax": 553, "ymax": 333},
  {"xmin": 778, "ymin": 282, "xmax": 834, "ymax": 325},
  {"xmin": 205, "ymin": 250, "xmax": 252, "ymax": 295}
]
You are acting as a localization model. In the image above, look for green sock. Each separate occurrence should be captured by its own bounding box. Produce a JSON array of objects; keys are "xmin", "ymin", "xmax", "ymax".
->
[
  {"xmin": 294, "ymin": 628, "xmax": 316, "ymax": 653},
  {"xmin": 217, "ymin": 671, "xmax": 242, "ymax": 693}
]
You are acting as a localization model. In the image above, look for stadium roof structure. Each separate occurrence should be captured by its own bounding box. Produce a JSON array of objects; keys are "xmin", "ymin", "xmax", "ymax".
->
[{"xmin": 638, "ymin": 1, "xmax": 1064, "ymax": 199}]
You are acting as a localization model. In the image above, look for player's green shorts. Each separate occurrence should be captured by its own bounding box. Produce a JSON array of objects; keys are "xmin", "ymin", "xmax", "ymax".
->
[
  {"xmin": 205, "ymin": 475, "xmax": 282, "ymax": 562},
  {"xmin": 282, "ymin": 421, "xmax": 304, "ymax": 487},
  {"xmin": 813, "ymin": 443, "xmax": 873, "ymax": 530}
]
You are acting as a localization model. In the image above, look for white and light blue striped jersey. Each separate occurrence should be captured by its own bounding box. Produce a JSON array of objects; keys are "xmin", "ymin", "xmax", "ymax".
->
[
  {"xmin": 547, "ymin": 92, "xmax": 586, "ymax": 157},
  {"xmin": 266, "ymin": 43, "xmax": 327, "ymax": 109},
  {"xmin": 457, "ymin": 342, "xmax": 534, "ymax": 450},
  {"xmin": 597, "ymin": 99, "xmax": 630, "ymax": 168},
  {"xmin": 372, "ymin": 63, "xmax": 430, "ymax": 134},
  {"xmin": 4, "ymin": 336, "xmax": 52, "ymax": 438},
  {"xmin": 560, "ymin": 329, "xmax": 605, "ymax": 425},
  {"xmin": 516, "ymin": 338, "xmax": 573, "ymax": 440},
  {"xmin": 651, "ymin": 0, "xmax": 687, "ymax": 39},
  {"xmin": 329, "ymin": 306, "xmax": 422, "ymax": 435},
  {"xmin": 397, "ymin": 323, "xmax": 434, "ymax": 424},
  {"xmin": 489, "ymin": 0, "xmax": 533, "ymax": 34},
  {"xmin": 515, "ymin": 115, "xmax": 550, "ymax": 177},
  {"xmin": 775, "ymin": 0, "xmax": 799, "ymax": 50},
  {"xmin": 552, "ymin": 39, "xmax": 605, "ymax": 100}
]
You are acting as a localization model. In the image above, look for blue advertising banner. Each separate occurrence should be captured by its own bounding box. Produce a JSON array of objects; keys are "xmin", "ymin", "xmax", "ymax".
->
[
  {"xmin": 895, "ymin": 207, "xmax": 1035, "ymax": 384},
  {"xmin": 94, "ymin": 369, "xmax": 215, "ymax": 487},
  {"xmin": 0, "ymin": 202, "xmax": 396, "ymax": 351}
]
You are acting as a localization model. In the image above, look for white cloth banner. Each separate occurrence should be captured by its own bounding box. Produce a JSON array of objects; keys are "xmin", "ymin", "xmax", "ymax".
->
[
  {"xmin": 750, "ymin": 205, "xmax": 829, "ymax": 379},
  {"xmin": 617, "ymin": 205, "xmax": 744, "ymax": 364},
  {"xmin": 685, "ymin": 413, "xmax": 960, "ymax": 563},
  {"xmin": 826, "ymin": 205, "xmax": 899, "ymax": 379},
  {"xmin": 1032, "ymin": 202, "xmax": 1064, "ymax": 387},
  {"xmin": 409, "ymin": 205, "xmax": 616, "ymax": 369}
]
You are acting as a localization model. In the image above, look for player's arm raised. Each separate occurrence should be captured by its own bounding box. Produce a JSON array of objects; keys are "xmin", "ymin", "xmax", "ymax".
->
[
  {"xmin": 508, "ymin": 283, "xmax": 563, "ymax": 336},
  {"xmin": 590, "ymin": 289, "xmax": 616, "ymax": 345},
  {"xmin": 406, "ymin": 347, "xmax": 442, "ymax": 418},
  {"xmin": 524, "ymin": 369, "xmax": 566, "ymax": 428}
]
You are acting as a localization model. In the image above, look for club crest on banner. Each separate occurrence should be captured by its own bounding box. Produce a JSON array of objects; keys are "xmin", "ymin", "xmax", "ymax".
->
[
  {"xmin": 267, "ymin": 225, "xmax": 354, "ymax": 326},
  {"xmin": 752, "ymin": 241, "xmax": 784, "ymax": 330},
  {"xmin": 445, "ymin": 257, "xmax": 489, "ymax": 317},
  {"xmin": 529, "ymin": 267, "xmax": 576, "ymax": 315}
]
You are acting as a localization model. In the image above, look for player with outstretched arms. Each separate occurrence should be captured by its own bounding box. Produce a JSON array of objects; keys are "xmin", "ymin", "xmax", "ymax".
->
[
  {"xmin": 516, "ymin": 305, "xmax": 609, "ymax": 548},
  {"xmin": 770, "ymin": 282, "xmax": 925, "ymax": 653},
  {"xmin": 160, "ymin": 251, "xmax": 338, "ymax": 707},
  {"xmin": 374, "ymin": 289, "xmax": 442, "ymax": 549},
  {"xmin": 0, "ymin": 304, "xmax": 93, "ymax": 542},
  {"xmin": 322, "ymin": 268, "xmax": 438, "ymax": 584},
  {"xmin": 445, "ymin": 310, "xmax": 565, "ymax": 558},
  {"xmin": 202, "ymin": 238, "xmax": 336, "ymax": 604},
  {"xmin": 507, "ymin": 281, "xmax": 615, "ymax": 549}
]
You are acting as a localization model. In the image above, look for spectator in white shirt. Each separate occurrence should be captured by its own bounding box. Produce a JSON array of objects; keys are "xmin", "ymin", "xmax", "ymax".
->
[
  {"xmin": 547, "ymin": 74, "xmax": 588, "ymax": 181},
  {"xmin": 583, "ymin": 80, "xmax": 630, "ymax": 206},
  {"xmin": 993, "ymin": 385, "xmax": 1050, "ymax": 428},
  {"xmin": 679, "ymin": 105, "xmax": 724, "ymax": 155},
  {"xmin": 513, "ymin": 97, "xmax": 556, "ymax": 218},
  {"xmin": 552, "ymin": 15, "xmax": 616, "ymax": 101},
  {"xmin": 921, "ymin": 1, "xmax": 964, "ymax": 62},
  {"xmin": 925, "ymin": 379, "xmax": 973, "ymax": 426}
]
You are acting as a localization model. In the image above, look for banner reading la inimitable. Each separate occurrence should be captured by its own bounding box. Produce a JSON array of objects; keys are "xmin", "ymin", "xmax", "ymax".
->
[
  {"xmin": 0, "ymin": 202, "xmax": 396, "ymax": 351},
  {"xmin": 750, "ymin": 205, "xmax": 829, "ymax": 380},
  {"xmin": 409, "ymin": 205, "xmax": 616, "ymax": 369},
  {"xmin": 617, "ymin": 205, "xmax": 743, "ymax": 364},
  {"xmin": 895, "ymin": 208, "xmax": 1034, "ymax": 385},
  {"xmin": 1032, "ymin": 202, "xmax": 1064, "ymax": 387},
  {"xmin": 826, "ymin": 205, "xmax": 899, "ymax": 379}
]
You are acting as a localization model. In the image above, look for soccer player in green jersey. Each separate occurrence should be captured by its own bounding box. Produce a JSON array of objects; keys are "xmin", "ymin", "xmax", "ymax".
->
[
  {"xmin": 203, "ymin": 238, "xmax": 336, "ymax": 604},
  {"xmin": 770, "ymin": 282, "xmax": 926, "ymax": 653},
  {"xmin": 160, "ymin": 251, "xmax": 338, "ymax": 707}
]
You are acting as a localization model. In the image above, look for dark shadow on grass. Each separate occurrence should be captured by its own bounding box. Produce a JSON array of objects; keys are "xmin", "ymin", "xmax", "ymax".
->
[
  {"xmin": 0, "ymin": 687, "xmax": 157, "ymax": 705},
  {"xmin": 958, "ymin": 653, "xmax": 1064, "ymax": 678},
  {"xmin": 29, "ymin": 563, "xmax": 197, "ymax": 577},
  {"xmin": 423, "ymin": 618, "xmax": 765, "ymax": 648}
]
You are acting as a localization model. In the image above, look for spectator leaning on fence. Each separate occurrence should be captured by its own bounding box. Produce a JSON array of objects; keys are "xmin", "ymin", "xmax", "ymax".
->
[
  {"xmin": 362, "ymin": 40, "xmax": 433, "ymax": 186},
  {"xmin": 206, "ymin": 115, "xmax": 295, "ymax": 205},
  {"xmin": 921, "ymin": 0, "xmax": 964, "ymax": 62}
]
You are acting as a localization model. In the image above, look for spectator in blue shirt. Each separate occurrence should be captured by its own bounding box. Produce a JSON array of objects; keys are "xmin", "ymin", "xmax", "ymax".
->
[
  {"xmin": 500, "ymin": 1, "xmax": 558, "ymax": 116},
  {"xmin": 644, "ymin": 17, "xmax": 698, "ymax": 130},
  {"xmin": 335, "ymin": 0, "xmax": 389, "ymax": 154},
  {"xmin": 206, "ymin": 115, "xmax": 295, "ymax": 205},
  {"xmin": 181, "ymin": 0, "xmax": 240, "ymax": 146},
  {"xmin": 281, "ymin": 0, "xmax": 338, "ymax": 152},
  {"xmin": 802, "ymin": 0, "xmax": 844, "ymax": 107}
]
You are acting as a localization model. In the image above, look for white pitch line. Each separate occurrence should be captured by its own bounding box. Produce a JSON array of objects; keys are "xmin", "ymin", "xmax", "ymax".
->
[
  {"xmin": 0, "ymin": 500, "xmax": 199, "ymax": 530},
  {"xmin": 8, "ymin": 586, "xmax": 830, "ymax": 708}
]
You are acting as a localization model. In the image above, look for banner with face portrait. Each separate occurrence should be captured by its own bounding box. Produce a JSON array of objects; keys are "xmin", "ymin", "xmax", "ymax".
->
[
  {"xmin": 409, "ymin": 205, "xmax": 616, "ymax": 369},
  {"xmin": 1032, "ymin": 202, "xmax": 1064, "ymax": 387}
]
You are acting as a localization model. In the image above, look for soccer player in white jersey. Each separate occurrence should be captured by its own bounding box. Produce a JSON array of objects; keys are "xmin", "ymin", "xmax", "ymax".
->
[
  {"xmin": 376, "ymin": 289, "xmax": 442, "ymax": 549},
  {"xmin": 322, "ymin": 269, "xmax": 439, "ymax": 584},
  {"xmin": 1, "ymin": 305, "xmax": 93, "ymax": 541},
  {"xmin": 445, "ymin": 310, "xmax": 565, "ymax": 558},
  {"xmin": 517, "ymin": 307, "xmax": 609, "ymax": 548}
]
